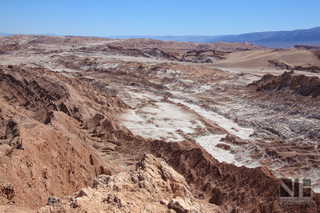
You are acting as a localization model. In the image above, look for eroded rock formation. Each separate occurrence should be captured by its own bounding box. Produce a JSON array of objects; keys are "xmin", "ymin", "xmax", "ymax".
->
[
  {"xmin": 248, "ymin": 71, "xmax": 320, "ymax": 98},
  {"xmin": 38, "ymin": 154, "xmax": 215, "ymax": 213}
]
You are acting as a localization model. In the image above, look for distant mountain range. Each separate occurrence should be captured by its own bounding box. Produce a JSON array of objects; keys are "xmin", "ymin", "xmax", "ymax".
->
[
  {"xmin": 1, "ymin": 27, "xmax": 320, "ymax": 48},
  {"xmin": 109, "ymin": 27, "xmax": 320, "ymax": 48}
]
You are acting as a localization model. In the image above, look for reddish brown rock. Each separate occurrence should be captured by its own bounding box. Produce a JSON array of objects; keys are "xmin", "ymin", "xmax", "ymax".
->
[
  {"xmin": 248, "ymin": 71, "xmax": 320, "ymax": 98},
  {"xmin": 38, "ymin": 154, "xmax": 213, "ymax": 213}
]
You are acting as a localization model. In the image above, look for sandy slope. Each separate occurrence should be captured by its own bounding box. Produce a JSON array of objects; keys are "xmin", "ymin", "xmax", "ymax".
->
[{"xmin": 211, "ymin": 49, "xmax": 320, "ymax": 69}]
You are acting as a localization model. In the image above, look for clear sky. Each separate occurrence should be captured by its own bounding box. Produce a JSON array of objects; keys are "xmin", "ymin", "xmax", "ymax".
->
[{"xmin": 1, "ymin": 0, "xmax": 319, "ymax": 36}]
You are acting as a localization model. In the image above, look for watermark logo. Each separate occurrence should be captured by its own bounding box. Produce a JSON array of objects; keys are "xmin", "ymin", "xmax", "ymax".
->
[{"xmin": 279, "ymin": 178, "xmax": 312, "ymax": 205}]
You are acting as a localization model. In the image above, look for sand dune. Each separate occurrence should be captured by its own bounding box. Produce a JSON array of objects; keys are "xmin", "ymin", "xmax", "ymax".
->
[{"xmin": 211, "ymin": 49, "xmax": 320, "ymax": 69}]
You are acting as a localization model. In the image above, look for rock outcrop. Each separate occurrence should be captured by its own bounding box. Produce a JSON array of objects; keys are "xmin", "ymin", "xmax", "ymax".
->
[
  {"xmin": 248, "ymin": 71, "xmax": 320, "ymax": 98},
  {"xmin": 268, "ymin": 59, "xmax": 292, "ymax": 70},
  {"xmin": 147, "ymin": 140, "xmax": 320, "ymax": 213},
  {"xmin": 38, "ymin": 154, "xmax": 215, "ymax": 213}
]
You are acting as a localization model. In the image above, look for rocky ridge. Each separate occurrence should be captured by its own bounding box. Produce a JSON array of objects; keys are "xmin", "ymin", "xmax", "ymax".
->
[
  {"xmin": 0, "ymin": 64, "xmax": 131, "ymax": 209},
  {"xmin": 38, "ymin": 154, "xmax": 215, "ymax": 213}
]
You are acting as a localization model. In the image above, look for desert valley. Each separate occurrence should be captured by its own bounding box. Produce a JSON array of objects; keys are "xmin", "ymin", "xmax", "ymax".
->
[{"xmin": 0, "ymin": 34, "xmax": 320, "ymax": 212}]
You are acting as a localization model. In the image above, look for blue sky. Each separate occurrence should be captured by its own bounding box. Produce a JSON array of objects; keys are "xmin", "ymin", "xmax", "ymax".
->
[{"xmin": 0, "ymin": 0, "xmax": 319, "ymax": 36}]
